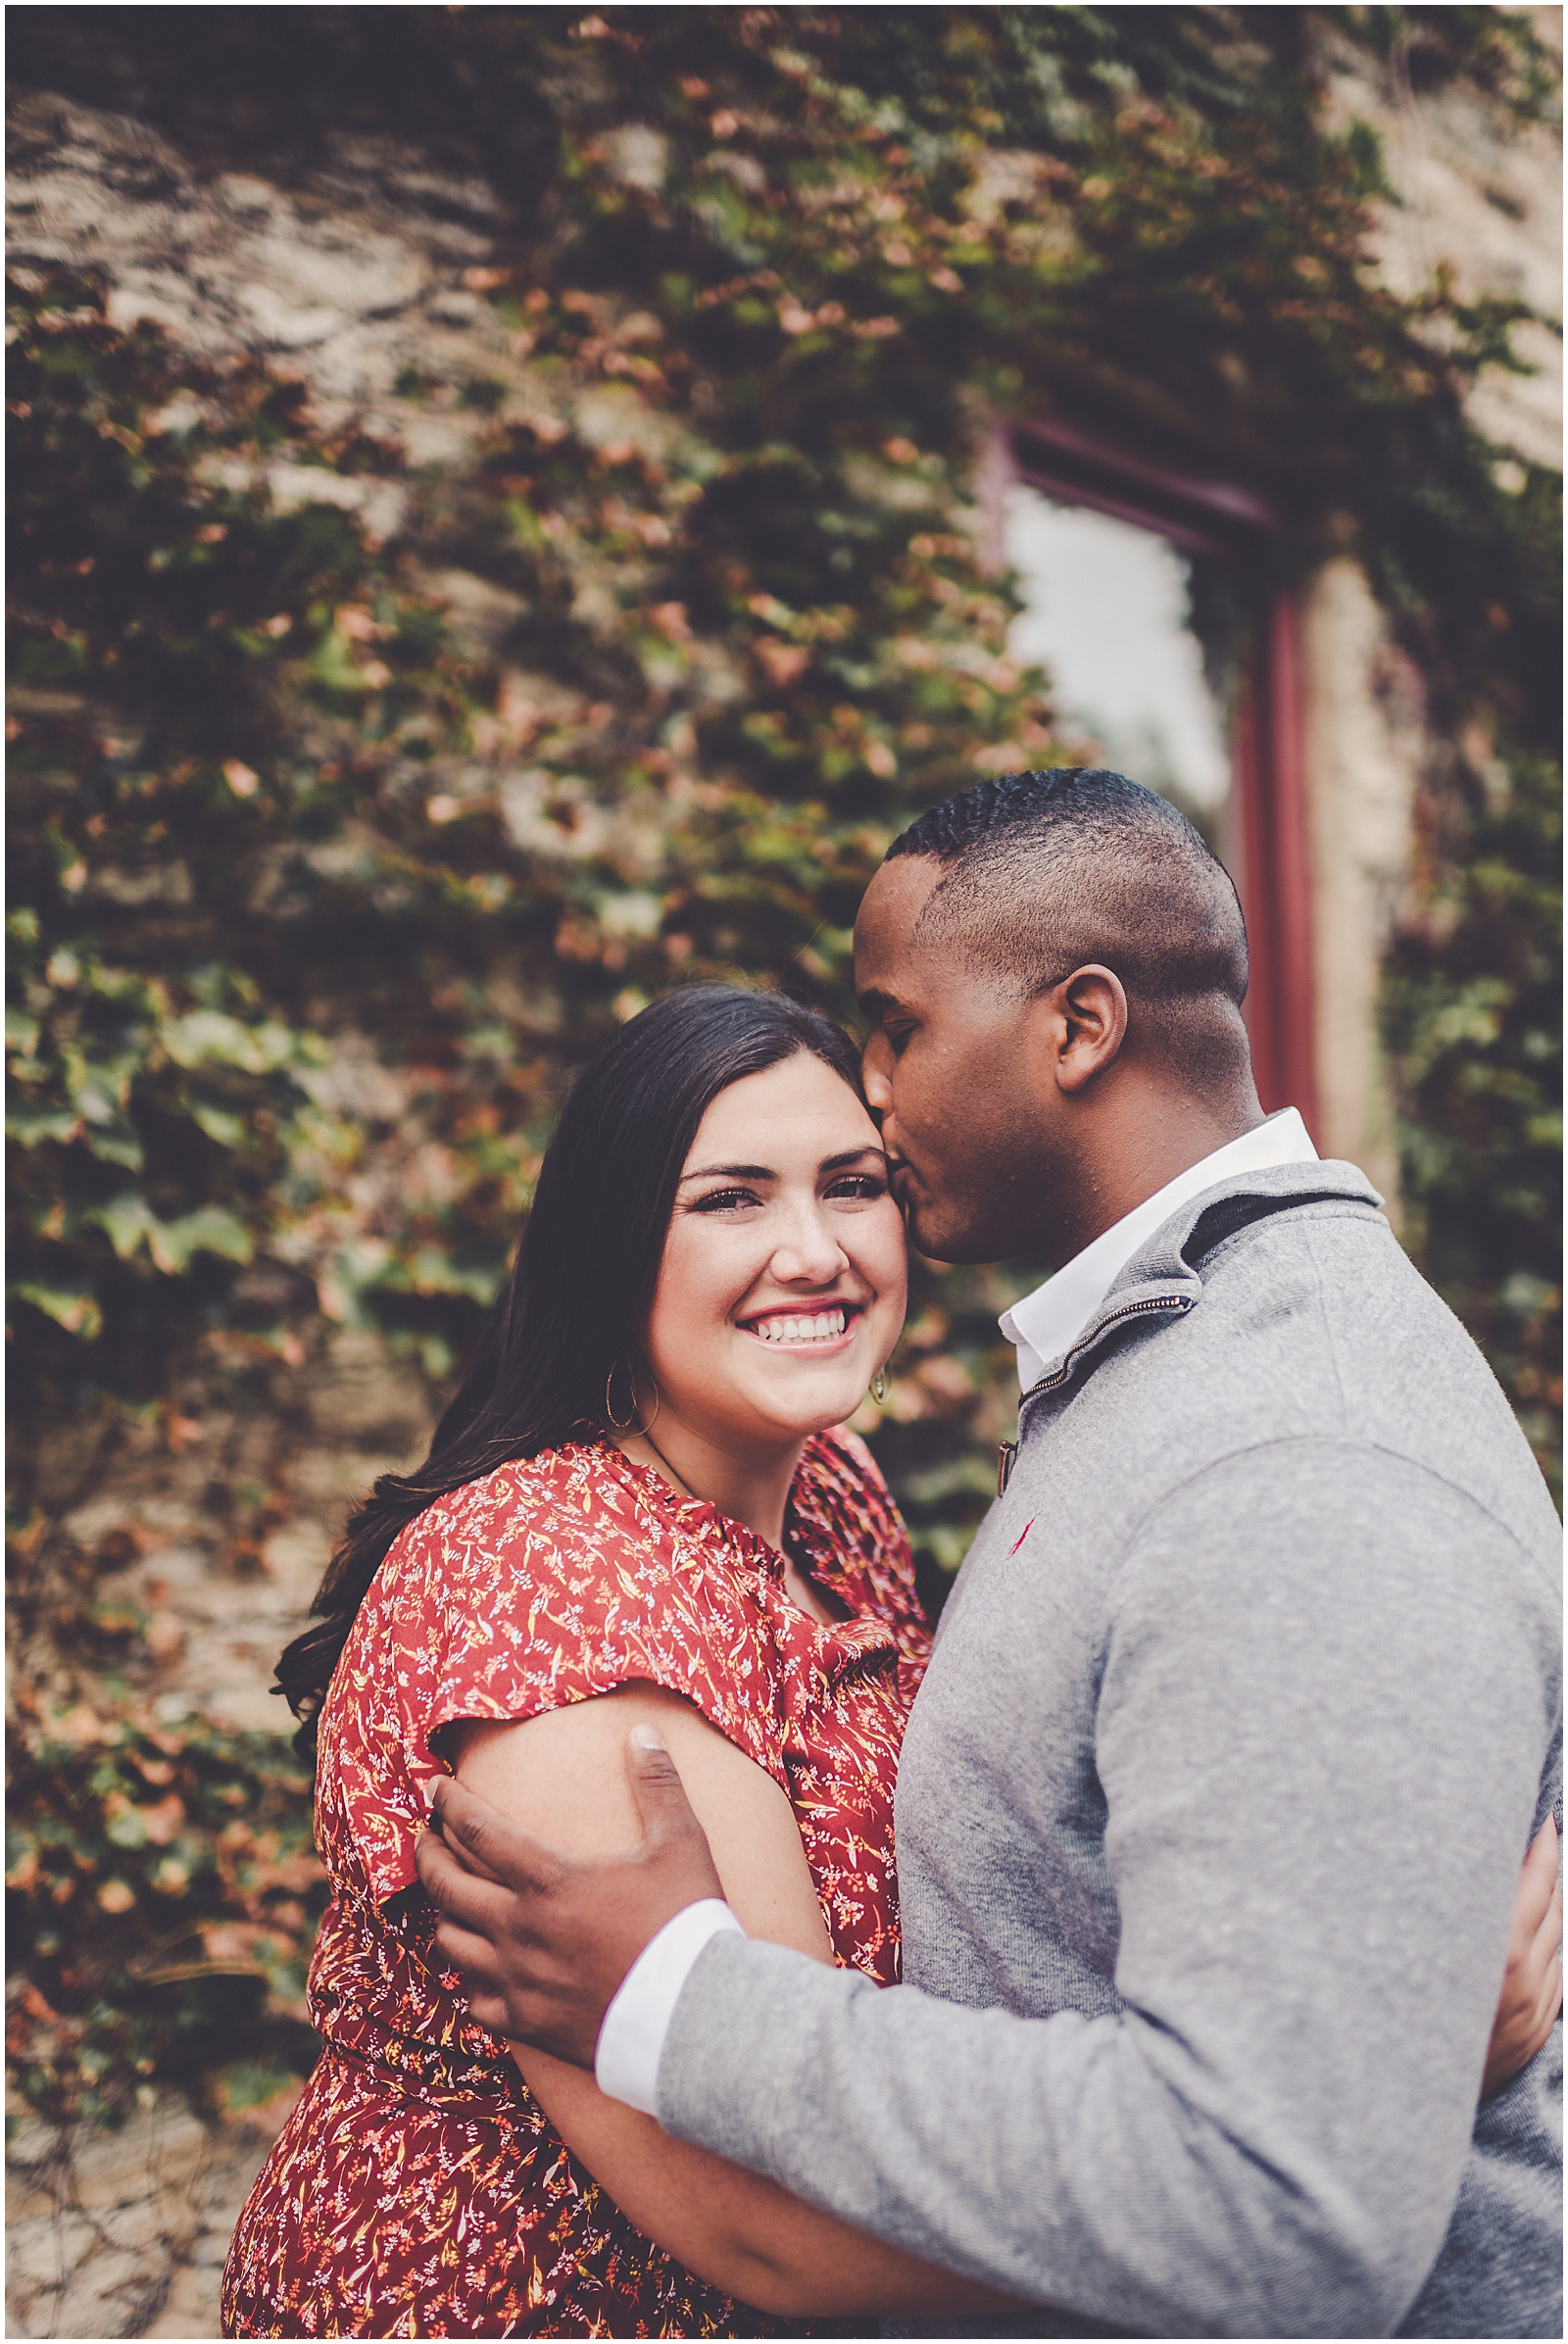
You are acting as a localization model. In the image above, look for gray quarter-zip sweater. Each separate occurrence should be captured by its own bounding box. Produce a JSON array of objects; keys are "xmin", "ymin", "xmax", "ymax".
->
[{"xmin": 657, "ymin": 1160, "xmax": 1563, "ymax": 2338}]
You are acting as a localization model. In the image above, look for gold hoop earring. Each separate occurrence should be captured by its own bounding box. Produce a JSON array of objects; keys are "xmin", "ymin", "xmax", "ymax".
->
[
  {"xmin": 605, "ymin": 1359, "xmax": 662, "ymax": 1437},
  {"xmin": 870, "ymin": 1366, "xmax": 889, "ymax": 1404},
  {"xmin": 605, "ymin": 1360, "xmax": 641, "ymax": 1434}
]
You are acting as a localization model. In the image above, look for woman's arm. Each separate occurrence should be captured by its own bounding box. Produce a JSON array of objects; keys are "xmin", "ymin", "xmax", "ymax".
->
[{"xmin": 447, "ymin": 1685, "xmax": 1023, "ymax": 2319}]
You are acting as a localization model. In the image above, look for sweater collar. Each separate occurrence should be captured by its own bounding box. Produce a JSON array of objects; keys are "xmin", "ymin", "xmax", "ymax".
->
[
  {"xmin": 1017, "ymin": 1151, "xmax": 1384, "ymax": 1404},
  {"xmin": 1000, "ymin": 1109, "xmax": 1319, "ymax": 1391},
  {"xmin": 992, "ymin": 1154, "xmax": 1385, "ymax": 1495}
]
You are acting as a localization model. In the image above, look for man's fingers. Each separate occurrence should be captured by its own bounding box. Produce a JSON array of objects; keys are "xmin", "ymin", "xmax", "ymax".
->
[
  {"xmin": 624, "ymin": 1721, "xmax": 698, "ymax": 1833},
  {"xmin": 1515, "ymin": 1815, "xmax": 1560, "ymax": 1942},
  {"xmin": 1520, "ymin": 1946, "xmax": 1563, "ymax": 2072},
  {"xmin": 625, "ymin": 1723, "xmax": 723, "ymax": 1881},
  {"xmin": 1494, "ymin": 1828, "xmax": 1563, "ymax": 2087},
  {"xmin": 1512, "ymin": 1877, "xmax": 1562, "ymax": 1994},
  {"xmin": 466, "ymin": 1989, "xmax": 516, "ymax": 2040},
  {"xmin": 430, "ymin": 1914, "xmax": 588, "ymax": 2057},
  {"xmin": 430, "ymin": 1915, "xmax": 509, "ymax": 1994},
  {"xmin": 1522, "ymin": 1880, "xmax": 1562, "ymax": 2019},
  {"xmin": 1529, "ymin": 1879, "xmax": 1564, "ymax": 1974},
  {"xmin": 430, "ymin": 1921, "xmax": 546, "ymax": 2036},
  {"xmin": 427, "ymin": 1773, "xmax": 570, "ymax": 1892},
  {"xmin": 421, "ymin": 1811, "xmax": 504, "ymax": 1885},
  {"xmin": 416, "ymin": 1826, "xmax": 531, "ymax": 1936}
]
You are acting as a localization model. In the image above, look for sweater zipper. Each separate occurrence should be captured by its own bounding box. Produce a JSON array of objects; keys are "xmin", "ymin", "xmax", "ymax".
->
[{"xmin": 997, "ymin": 1294, "xmax": 1190, "ymax": 1494}]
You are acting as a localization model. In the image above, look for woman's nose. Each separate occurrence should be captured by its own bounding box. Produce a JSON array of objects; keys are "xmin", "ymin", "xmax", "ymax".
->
[{"xmin": 769, "ymin": 1207, "xmax": 850, "ymax": 1284}]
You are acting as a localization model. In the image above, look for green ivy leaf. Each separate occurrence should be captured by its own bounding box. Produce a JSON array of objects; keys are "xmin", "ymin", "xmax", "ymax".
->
[
  {"xmin": 9, "ymin": 1278, "xmax": 103, "ymax": 1340},
  {"xmin": 187, "ymin": 1101, "xmax": 247, "ymax": 1149},
  {"xmin": 161, "ymin": 1011, "xmax": 309, "ymax": 1076},
  {"xmin": 144, "ymin": 1205, "xmax": 255, "ymax": 1275}
]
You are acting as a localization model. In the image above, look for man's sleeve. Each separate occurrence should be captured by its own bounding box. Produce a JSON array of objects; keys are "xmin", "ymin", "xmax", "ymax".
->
[
  {"xmin": 655, "ymin": 1442, "xmax": 1556, "ymax": 2338},
  {"xmin": 595, "ymin": 1899, "xmax": 744, "ymax": 2113}
]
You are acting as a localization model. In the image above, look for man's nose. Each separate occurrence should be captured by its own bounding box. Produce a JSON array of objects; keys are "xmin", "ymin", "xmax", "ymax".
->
[{"xmin": 862, "ymin": 1061, "xmax": 893, "ymax": 1117}]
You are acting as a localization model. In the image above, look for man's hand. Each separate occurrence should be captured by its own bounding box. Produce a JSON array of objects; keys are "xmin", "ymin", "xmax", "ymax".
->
[
  {"xmin": 1483, "ymin": 1814, "xmax": 1563, "ymax": 2097},
  {"xmin": 416, "ymin": 1722, "xmax": 725, "ymax": 2067}
]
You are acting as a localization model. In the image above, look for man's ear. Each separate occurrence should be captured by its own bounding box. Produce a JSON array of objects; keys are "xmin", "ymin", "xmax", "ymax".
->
[{"xmin": 1052, "ymin": 965, "xmax": 1129, "ymax": 1094}]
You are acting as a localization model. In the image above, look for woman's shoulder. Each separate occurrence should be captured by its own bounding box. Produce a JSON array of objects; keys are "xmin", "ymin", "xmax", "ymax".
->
[
  {"xmin": 319, "ymin": 1438, "xmax": 778, "ymax": 1906},
  {"xmin": 377, "ymin": 1439, "xmax": 663, "ymax": 1597},
  {"xmin": 346, "ymin": 1436, "xmax": 776, "ymax": 1704}
]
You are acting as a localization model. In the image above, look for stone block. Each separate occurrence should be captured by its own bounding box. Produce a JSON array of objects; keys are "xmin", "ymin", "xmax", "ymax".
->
[
  {"xmin": 97, "ymin": 2193, "xmax": 190, "ymax": 2258},
  {"xmin": 143, "ymin": 2257, "xmax": 223, "ymax": 2340},
  {"xmin": 54, "ymin": 2247, "xmax": 152, "ymax": 2340},
  {"xmin": 71, "ymin": 2115, "xmax": 151, "ymax": 2209},
  {"xmin": 5, "ymin": 2282, "xmax": 57, "ymax": 2342},
  {"xmin": 4, "ymin": 2173, "xmax": 62, "ymax": 2222},
  {"xmin": 5, "ymin": 2116, "xmax": 65, "ymax": 2167},
  {"xmin": 8, "ymin": 2211, "xmax": 98, "ymax": 2284},
  {"xmin": 73, "ymin": 2096, "xmax": 211, "ymax": 2210}
]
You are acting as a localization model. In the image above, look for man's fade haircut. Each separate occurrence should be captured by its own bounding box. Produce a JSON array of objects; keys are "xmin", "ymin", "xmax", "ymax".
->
[{"xmin": 886, "ymin": 769, "xmax": 1252, "ymax": 1083}]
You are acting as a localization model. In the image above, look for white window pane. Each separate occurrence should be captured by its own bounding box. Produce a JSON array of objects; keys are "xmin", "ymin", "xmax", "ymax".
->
[{"xmin": 1004, "ymin": 487, "xmax": 1231, "ymax": 813}]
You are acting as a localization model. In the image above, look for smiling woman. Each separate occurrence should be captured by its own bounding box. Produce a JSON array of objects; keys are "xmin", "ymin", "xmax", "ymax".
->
[
  {"xmin": 223, "ymin": 985, "xmax": 987, "ymax": 2339},
  {"xmin": 618, "ymin": 1051, "xmax": 907, "ymax": 1580}
]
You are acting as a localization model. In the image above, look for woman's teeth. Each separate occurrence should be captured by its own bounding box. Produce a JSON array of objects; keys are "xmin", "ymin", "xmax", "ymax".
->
[{"xmin": 751, "ymin": 1308, "xmax": 849, "ymax": 1344}]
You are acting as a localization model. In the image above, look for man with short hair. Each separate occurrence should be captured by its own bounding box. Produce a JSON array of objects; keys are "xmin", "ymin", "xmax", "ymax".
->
[{"xmin": 420, "ymin": 771, "xmax": 1562, "ymax": 2338}]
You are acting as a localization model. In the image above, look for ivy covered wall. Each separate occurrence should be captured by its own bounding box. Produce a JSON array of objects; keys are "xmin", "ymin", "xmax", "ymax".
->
[{"xmin": 7, "ymin": 6, "xmax": 1559, "ymax": 2140}]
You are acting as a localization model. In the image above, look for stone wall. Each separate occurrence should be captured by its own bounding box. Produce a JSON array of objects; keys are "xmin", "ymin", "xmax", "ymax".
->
[
  {"xmin": 6, "ymin": 1322, "xmax": 435, "ymax": 2338},
  {"xmin": 8, "ymin": 2090, "xmax": 289, "ymax": 2341},
  {"xmin": 7, "ymin": 89, "xmax": 507, "ymax": 2338},
  {"xmin": 1298, "ymin": 13, "xmax": 1561, "ymax": 1199}
]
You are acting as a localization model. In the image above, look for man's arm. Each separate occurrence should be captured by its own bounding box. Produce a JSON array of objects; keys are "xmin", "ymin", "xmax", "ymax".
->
[
  {"xmin": 442, "ymin": 1687, "xmax": 1018, "ymax": 2320},
  {"xmin": 657, "ymin": 1446, "xmax": 1556, "ymax": 2336},
  {"xmin": 423, "ymin": 1443, "xmax": 1559, "ymax": 2336},
  {"xmin": 521, "ymin": 2046, "xmax": 1025, "ymax": 2319},
  {"xmin": 423, "ymin": 1743, "xmax": 1559, "ymax": 2094}
]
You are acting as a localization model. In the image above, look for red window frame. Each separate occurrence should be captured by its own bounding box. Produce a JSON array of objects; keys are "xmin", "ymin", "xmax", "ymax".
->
[{"xmin": 1003, "ymin": 416, "xmax": 1319, "ymax": 1135}]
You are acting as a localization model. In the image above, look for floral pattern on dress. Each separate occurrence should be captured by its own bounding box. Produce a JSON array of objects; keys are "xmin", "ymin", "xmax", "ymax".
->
[{"xmin": 222, "ymin": 1428, "xmax": 930, "ymax": 2339}]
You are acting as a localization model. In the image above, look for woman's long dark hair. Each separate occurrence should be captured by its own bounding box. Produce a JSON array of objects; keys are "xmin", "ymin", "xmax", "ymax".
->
[{"xmin": 274, "ymin": 985, "xmax": 866, "ymax": 1746}]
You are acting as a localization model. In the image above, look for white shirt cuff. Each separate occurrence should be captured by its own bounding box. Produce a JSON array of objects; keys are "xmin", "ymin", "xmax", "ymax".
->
[{"xmin": 593, "ymin": 1898, "xmax": 745, "ymax": 2116}]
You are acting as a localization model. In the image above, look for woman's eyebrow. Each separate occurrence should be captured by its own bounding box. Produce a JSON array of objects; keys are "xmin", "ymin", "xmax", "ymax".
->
[
  {"xmin": 678, "ymin": 1145, "xmax": 886, "ymax": 1185},
  {"xmin": 678, "ymin": 1161, "xmax": 777, "ymax": 1184}
]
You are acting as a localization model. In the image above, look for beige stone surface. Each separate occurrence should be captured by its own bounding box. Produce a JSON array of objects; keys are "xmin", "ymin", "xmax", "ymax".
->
[
  {"xmin": 1298, "ymin": 556, "xmax": 1427, "ymax": 1213},
  {"xmin": 4, "ymin": 85, "xmax": 536, "ymax": 522},
  {"xmin": 5, "ymin": 2090, "xmax": 274, "ymax": 2341},
  {"xmin": 1298, "ymin": 25, "xmax": 1560, "ymax": 1209},
  {"xmin": 6, "ymin": 1329, "xmax": 434, "ymax": 2331},
  {"xmin": 1315, "ymin": 17, "xmax": 1563, "ymax": 468}
]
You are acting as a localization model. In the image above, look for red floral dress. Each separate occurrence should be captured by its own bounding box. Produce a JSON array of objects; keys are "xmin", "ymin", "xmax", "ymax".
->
[{"xmin": 222, "ymin": 1430, "xmax": 930, "ymax": 2338}]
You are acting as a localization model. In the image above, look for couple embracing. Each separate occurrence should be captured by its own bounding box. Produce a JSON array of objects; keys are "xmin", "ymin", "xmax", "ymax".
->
[{"xmin": 225, "ymin": 769, "xmax": 1561, "ymax": 2340}]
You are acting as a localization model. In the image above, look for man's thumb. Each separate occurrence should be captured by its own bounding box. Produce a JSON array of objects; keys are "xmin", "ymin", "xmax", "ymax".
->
[{"xmin": 625, "ymin": 1722, "xmax": 706, "ymax": 1853}]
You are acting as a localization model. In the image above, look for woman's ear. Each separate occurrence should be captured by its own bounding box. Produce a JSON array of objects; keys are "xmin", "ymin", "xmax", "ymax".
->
[{"xmin": 1052, "ymin": 965, "xmax": 1129, "ymax": 1094}]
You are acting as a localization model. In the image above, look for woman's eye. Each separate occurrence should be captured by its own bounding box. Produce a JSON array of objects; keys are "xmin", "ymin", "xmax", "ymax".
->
[
  {"xmin": 689, "ymin": 1187, "xmax": 760, "ymax": 1214},
  {"xmin": 826, "ymin": 1175, "xmax": 887, "ymax": 1201}
]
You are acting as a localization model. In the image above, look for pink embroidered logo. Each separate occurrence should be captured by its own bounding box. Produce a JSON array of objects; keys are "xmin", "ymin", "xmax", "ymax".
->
[{"xmin": 1008, "ymin": 1519, "xmax": 1036, "ymax": 1555}]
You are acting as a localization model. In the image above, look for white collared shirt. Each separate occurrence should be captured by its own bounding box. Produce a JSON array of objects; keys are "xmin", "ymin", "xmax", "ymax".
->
[
  {"xmin": 593, "ymin": 1107, "xmax": 1320, "ymax": 2115},
  {"xmin": 999, "ymin": 1108, "xmax": 1319, "ymax": 1390}
]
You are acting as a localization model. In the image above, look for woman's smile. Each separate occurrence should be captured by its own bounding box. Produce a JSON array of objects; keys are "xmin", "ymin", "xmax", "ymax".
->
[{"xmin": 738, "ymin": 1299, "xmax": 865, "ymax": 1351}]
